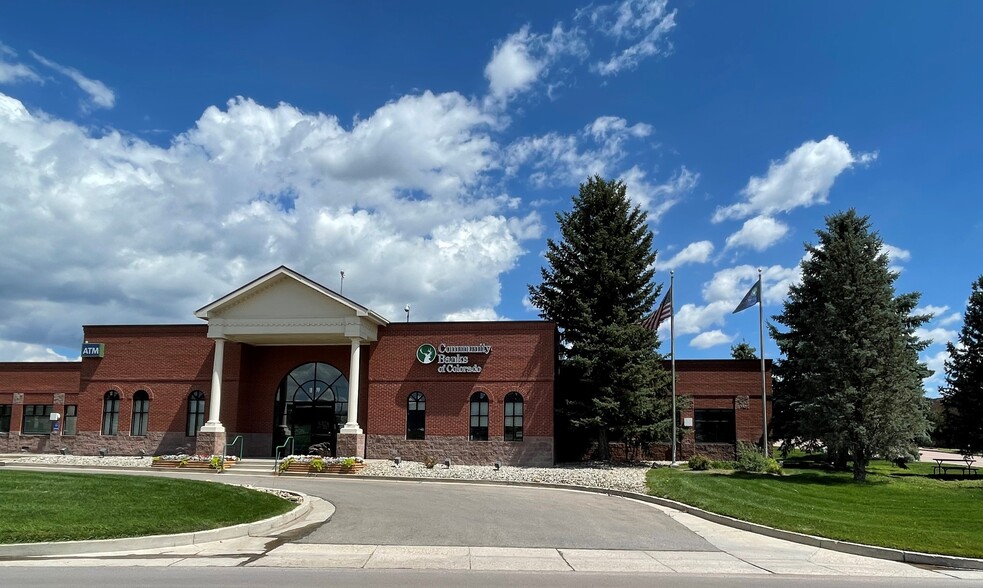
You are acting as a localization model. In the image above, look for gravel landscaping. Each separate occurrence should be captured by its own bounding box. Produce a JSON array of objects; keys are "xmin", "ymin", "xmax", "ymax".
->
[{"xmin": 2, "ymin": 454, "xmax": 652, "ymax": 493}]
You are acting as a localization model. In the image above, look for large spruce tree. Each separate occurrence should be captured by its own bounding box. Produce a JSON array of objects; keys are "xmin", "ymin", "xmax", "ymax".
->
[
  {"xmin": 940, "ymin": 276, "xmax": 983, "ymax": 457},
  {"xmin": 770, "ymin": 210, "xmax": 931, "ymax": 481},
  {"xmin": 528, "ymin": 176, "xmax": 672, "ymax": 460}
]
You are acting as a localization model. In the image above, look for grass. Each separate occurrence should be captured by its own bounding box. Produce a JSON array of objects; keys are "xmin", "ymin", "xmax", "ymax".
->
[
  {"xmin": 0, "ymin": 471, "xmax": 295, "ymax": 544},
  {"xmin": 647, "ymin": 459, "xmax": 983, "ymax": 558}
]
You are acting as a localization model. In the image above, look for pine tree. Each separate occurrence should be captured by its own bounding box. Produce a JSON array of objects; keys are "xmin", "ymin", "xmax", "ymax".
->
[
  {"xmin": 528, "ymin": 176, "xmax": 672, "ymax": 460},
  {"xmin": 730, "ymin": 341, "xmax": 757, "ymax": 360},
  {"xmin": 770, "ymin": 210, "xmax": 930, "ymax": 481},
  {"xmin": 940, "ymin": 276, "xmax": 983, "ymax": 457}
]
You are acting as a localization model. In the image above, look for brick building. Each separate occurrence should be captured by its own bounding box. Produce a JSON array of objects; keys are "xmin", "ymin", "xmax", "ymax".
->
[{"xmin": 0, "ymin": 266, "xmax": 770, "ymax": 464}]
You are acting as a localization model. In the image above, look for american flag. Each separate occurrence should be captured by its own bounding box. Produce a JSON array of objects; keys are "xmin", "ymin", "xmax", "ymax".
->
[{"xmin": 641, "ymin": 288, "xmax": 672, "ymax": 331}]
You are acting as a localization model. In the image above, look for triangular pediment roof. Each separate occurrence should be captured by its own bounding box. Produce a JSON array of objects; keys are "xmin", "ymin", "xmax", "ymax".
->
[{"xmin": 194, "ymin": 266, "xmax": 388, "ymax": 345}]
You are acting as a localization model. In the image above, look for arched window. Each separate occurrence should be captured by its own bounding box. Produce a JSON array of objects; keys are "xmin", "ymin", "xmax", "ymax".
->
[
  {"xmin": 406, "ymin": 392, "xmax": 426, "ymax": 440},
  {"xmin": 187, "ymin": 390, "xmax": 206, "ymax": 437},
  {"xmin": 102, "ymin": 391, "xmax": 120, "ymax": 436},
  {"xmin": 469, "ymin": 391, "xmax": 489, "ymax": 441},
  {"xmin": 504, "ymin": 391, "xmax": 523, "ymax": 441},
  {"xmin": 131, "ymin": 390, "xmax": 150, "ymax": 436}
]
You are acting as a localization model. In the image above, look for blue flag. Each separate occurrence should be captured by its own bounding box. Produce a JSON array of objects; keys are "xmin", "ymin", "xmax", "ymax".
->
[{"xmin": 733, "ymin": 279, "xmax": 761, "ymax": 314}]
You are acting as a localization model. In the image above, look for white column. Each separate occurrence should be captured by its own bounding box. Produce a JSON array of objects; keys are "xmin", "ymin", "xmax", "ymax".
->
[
  {"xmin": 340, "ymin": 337, "xmax": 363, "ymax": 434},
  {"xmin": 200, "ymin": 338, "xmax": 226, "ymax": 433}
]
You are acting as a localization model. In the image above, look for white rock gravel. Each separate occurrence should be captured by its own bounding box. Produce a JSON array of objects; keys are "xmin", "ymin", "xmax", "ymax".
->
[{"xmin": 2, "ymin": 454, "xmax": 652, "ymax": 494}]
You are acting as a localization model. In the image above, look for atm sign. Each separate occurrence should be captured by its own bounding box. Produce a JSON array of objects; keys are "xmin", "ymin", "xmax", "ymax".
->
[{"xmin": 81, "ymin": 343, "xmax": 105, "ymax": 358}]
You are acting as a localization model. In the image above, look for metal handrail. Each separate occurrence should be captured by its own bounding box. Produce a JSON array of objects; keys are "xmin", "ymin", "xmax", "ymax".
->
[
  {"xmin": 224, "ymin": 435, "xmax": 243, "ymax": 461},
  {"xmin": 274, "ymin": 437, "xmax": 294, "ymax": 471}
]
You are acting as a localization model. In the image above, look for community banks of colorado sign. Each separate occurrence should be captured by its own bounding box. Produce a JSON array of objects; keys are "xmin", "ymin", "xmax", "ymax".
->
[{"xmin": 416, "ymin": 343, "xmax": 492, "ymax": 373}]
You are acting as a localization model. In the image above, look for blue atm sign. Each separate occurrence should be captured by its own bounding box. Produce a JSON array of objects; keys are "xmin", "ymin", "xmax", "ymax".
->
[{"xmin": 81, "ymin": 343, "xmax": 105, "ymax": 358}]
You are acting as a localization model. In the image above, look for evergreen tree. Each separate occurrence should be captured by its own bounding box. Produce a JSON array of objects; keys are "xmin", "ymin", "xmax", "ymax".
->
[
  {"xmin": 528, "ymin": 176, "xmax": 672, "ymax": 460},
  {"xmin": 730, "ymin": 341, "xmax": 757, "ymax": 360},
  {"xmin": 940, "ymin": 276, "xmax": 983, "ymax": 456},
  {"xmin": 770, "ymin": 210, "xmax": 931, "ymax": 481}
]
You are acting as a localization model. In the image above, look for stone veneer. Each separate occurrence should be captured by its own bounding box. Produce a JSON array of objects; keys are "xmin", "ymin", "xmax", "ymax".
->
[
  {"xmin": 367, "ymin": 434, "xmax": 554, "ymax": 467},
  {"xmin": 0, "ymin": 431, "xmax": 191, "ymax": 456}
]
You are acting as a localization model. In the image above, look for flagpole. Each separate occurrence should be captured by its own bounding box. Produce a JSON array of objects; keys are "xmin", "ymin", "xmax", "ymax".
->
[
  {"xmin": 670, "ymin": 270, "xmax": 677, "ymax": 464},
  {"xmin": 757, "ymin": 268, "xmax": 768, "ymax": 458}
]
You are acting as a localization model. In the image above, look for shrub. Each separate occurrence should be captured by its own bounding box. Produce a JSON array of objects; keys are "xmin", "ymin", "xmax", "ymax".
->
[
  {"xmin": 710, "ymin": 460, "xmax": 737, "ymax": 470},
  {"xmin": 310, "ymin": 457, "xmax": 325, "ymax": 472},
  {"xmin": 423, "ymin": 455, "xmax": 438, "ymax": 469},
  {"xmin": 735, "ymin": 442, "xmax": 783, "ymax": 474},
  {"xmin": 688, "ymin": 454, "xmax": 711, "ymax": 471},
  {"xmin": 340, "ymin": 457, "xmax": 357, "ymax": 469}
]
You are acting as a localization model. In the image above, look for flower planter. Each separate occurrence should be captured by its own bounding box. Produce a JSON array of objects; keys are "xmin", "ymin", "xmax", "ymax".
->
[
  {"xmin": 277, "ymin": 461, "xmax": 365, "ymax": 476},
  {"xmin": 152, "ymin": 460, "xmax": 235, "ymax": 470}
]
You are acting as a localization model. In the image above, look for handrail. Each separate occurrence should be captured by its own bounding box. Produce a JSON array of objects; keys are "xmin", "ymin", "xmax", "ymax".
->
[
  {"xmin": 274, "ymin": 437, "xmax": 294, "ymax": 471},
  {"xmin": 224, "ymin": 435, "xmax": 243, "ymax": 461}
]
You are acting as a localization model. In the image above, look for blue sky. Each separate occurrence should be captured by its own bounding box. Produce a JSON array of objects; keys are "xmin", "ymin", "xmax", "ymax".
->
[{"xmin": 0, "ymin": 1, "xmax": 980, "ymax": 395}]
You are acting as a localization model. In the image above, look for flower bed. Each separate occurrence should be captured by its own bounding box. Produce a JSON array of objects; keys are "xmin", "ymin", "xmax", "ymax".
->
[
  {"xmin": 276, "ymin": 455, "xmax": 364, "ymax": 475},
  {"xmin": 152, "ymin": 454, "xmax": 239, "ymax": 471}
]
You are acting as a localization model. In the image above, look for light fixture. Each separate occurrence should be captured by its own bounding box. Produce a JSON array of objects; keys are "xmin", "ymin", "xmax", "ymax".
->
[
  {"xmin": 404, "ymin": 304, "xmax": 410, "ymax": 322},
  {"xmin": 98, "ymin": 448, "xmax": 108, "ymax": 457},
  {"xmin": 494, "ymin": 461, "xmax": 501, "ymax": 471},
  {"xmin": 444, "ymin": 458, "xmax": 452, "ymax": 468},
  {"xmin": 393, "ymin": 457, "xmax": 401, "ymax": 466},
  {"xmin": 138, "ymin": 449, "xmax": 147, "ymax": 458},
  {"xmin": 59, "ymin": 447, "xmax": 69, "ymax": 455}
]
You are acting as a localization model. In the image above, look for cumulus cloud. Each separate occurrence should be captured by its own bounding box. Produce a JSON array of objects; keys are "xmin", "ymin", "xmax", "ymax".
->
[
  {"xmin": 713, "ymin": 135, "xmax": 877, "ymax": 223},
  {"xmin": 939, "ymin": 312, "xmax": 962, "ymax": 327},
  {"xmin": 0, "ymin": 341, "xmax": 74, "ymax": 362},
  {"xmin": 690, "ymin": 330, "xmax": 733, "ymax": 349},
  {"xmin": 484, "ymin": 24, "xmax": 588, "ymax": 103},
  {"xmin": 724, "ymin": 215, "xmax": 789, "ymax": 251},
  {"xmin": 881, "ymin": 243, "xmax": 911, "ymax": 273},
  {"xmin": 0, "ymin": 42, "xmax": 41, "ymax": 84},
  {"xmin": 655, "ymin": 240, "xmax": 713, "ymax": 271},
  {"xmin": 30, "ymin": 51, "xmax": 115, "ymax": 110},
  {"xmin": 915, "ymin": 304, "xmax": 949, "ymax": 318},
  {"xmin": 0, "ymin": 91, "xmax": 543, "ymax": 359},
  {"xmin": 914, "ymin": 326, "xmax": 958, "ymax": 346},
  {"xmin": 585, "ymin": 0, "xmax": 678, "ymax": 76}
]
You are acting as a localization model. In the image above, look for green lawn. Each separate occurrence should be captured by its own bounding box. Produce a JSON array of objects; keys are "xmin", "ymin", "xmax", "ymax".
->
[
  {"xmin": 646, "ymin": 460, "xmax": 983, "ymax": 558},
  {"xmin": 0, "ymin": 471, "xmax": 295, "ymax": 544}
]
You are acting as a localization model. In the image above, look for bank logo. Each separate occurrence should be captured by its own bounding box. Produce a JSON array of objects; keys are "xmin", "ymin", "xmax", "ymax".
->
[{"xmin": 416, "ymin": 343, "xmax": 437, "ymax": 364}]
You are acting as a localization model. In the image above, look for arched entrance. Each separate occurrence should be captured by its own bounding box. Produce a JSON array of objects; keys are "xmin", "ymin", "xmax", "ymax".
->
[{"xmin": 273, "ymin": 362, "xmax": 349, "ymax": 456}]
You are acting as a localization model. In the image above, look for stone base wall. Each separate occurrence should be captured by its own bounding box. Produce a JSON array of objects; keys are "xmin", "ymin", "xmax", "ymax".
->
[
  {"xmin": 194, "ymin": 431, "xmax": 227, "ymax": 456},
  {"xmin": 336, "ymin": 433, "xmax": 365, "ymax": 458},
  {"xmin": 367, "ymin": 435, "xmax": 554, "ymax": 467},
  {"xmin": 0, "ymin": 431, "xmax": 192, "ymax": 456}
]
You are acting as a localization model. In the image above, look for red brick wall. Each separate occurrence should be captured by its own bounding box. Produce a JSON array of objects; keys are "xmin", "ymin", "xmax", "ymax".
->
[
  {"xmin": 0, "ymin": 363, "xmax": 80, "ymax": 450},
  {"xmin": 364, "ymin": 322, "xmax": 555, "ymax": 465}
]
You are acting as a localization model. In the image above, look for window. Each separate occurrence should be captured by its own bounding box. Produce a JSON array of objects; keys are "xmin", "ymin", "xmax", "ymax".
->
[
  {"xmin": 1, "ymin": 404, "xmax": 12, "ymax": 433},
  {"xmin": 131, "ymin": 391, "xmax": 150, "ymax": 436},
  {"xmin": 63, "ymin": 405, "xmax": 77, "ymax": 436},
  {"xmin": 102, "ymin": 391, "xmax": 120, "ymax": 436},
  {"xmin": 406, "ymin": 391, "xmax": 426, "ymax": 440},
  {"xmin": 504, "ymin": 392, "xmax": 524, "ymax": 441},
  {"xmin": 22, "ymin": 404, "xmax": 52, "ymax": 435},
  {"xmin": 469, "ymin": 391, "xmax": 489, "ymax": 441},
  {"xmin": 187, "ymin": 390, "xmax": 206, "ymax": 437},
  {"xmin": 694, "ymin": 409, "xmax": 736, "ymax": 443}
]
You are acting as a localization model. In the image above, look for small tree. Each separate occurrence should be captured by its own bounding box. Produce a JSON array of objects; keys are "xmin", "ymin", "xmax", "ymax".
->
[
  {"xmin": 528, "ymin": 176, "xmax": 672, "ymax": 460},
  {"xmin": 770, "ymin": 210, "xmax": 931, "ymax": 481},
  {"xmin": 940, "ymin": 276, "xmax": 983, "ymax": 457},
  {"xmin": 730, "ymin": 341, "xmax": 757, "ymax": 360}
]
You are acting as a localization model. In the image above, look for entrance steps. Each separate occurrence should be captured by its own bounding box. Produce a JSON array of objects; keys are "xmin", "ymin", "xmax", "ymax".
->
[{"xmin": 230, "ymin": 458, "xmax": 279, "ymax": 475}]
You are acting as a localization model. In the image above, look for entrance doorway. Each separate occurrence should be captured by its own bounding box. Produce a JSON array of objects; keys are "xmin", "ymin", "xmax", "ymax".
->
[{"xmin": 273, "ymin": 362, "xmax": 349, "ymax": 456}]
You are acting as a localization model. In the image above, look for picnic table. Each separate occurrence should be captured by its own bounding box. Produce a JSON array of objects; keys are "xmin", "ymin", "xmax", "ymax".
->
[{"xmin": 932, "ymin": 457, "xmax": 979, "ymax": 477}]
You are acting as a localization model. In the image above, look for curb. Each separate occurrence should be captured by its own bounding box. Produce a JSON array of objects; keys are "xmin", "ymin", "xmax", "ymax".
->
[{"xmin": 0, "ymin": 488, "xmax": 313, "ymax": 558}]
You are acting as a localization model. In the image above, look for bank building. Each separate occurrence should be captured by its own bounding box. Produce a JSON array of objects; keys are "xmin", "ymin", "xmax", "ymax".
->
[{"xmin": 0, "ymin": 266, "xmax": 770, "ymax": 464}]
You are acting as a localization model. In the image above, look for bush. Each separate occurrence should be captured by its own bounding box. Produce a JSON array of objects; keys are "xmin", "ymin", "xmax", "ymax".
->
[
  {"xmin": 735, "ymin": 442, "xmax": 783, "ymax": 474},
  {"xmin": 688, "ymin": 454, "xmax": 711, "ymax": 470},
  {"xmin": 423, "ymin": 455, "xmax": 438, "ymax": 469},
  {"xmin": 710, "ymin": 460, "xmax": 737, "ymax": 470}
]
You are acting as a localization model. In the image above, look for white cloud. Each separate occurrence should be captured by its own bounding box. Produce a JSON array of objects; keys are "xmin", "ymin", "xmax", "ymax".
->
[
  {"xmin": 724, "ymin": 215, "xmax": 789, "ymax": 251},
  {"xmin": 939, "ymin": 312, "xmax": 962, "ymax": 327},
  {"xmin": 484, "ymin": 24, "xmax": 588, "ymax": 103},
  {"xmin": 690, "ymin": 330, "xmax": 734, "ymax": 349},
  {"xmin": 0, "ymin": 90, "xmax": 543, "ymax": 359},
  {"xmin": 0, "ymin": 42, "xmax": 41, "ymax": 84},
  {"xmin": 30, "ymin": 51, "xmax": 115, "ymax": 110},
  {"xmin": 621, "ymin": 165, "xmax": 698, "ymax": 220},
  {"xmin": 587, "ymin": 0, "xmax": 678, "ymax": 76},
  {"xmin": 0, "ymin": 340, "xmax": 74, "ymax": 362},
  {"xmin": 922, "ymin": 349, "xmax": 950, "ymax": 393},
  {"xmin": 915, "ymin": 305, "xmax": 949, "ymax": 318},
  {"xmin": 655, "ymin": 240, "xmax": 713, "ymax": 271},
  {"xmin": 881, "ymin": 243, "xmax": 911, "ymax": 273},
  {"xmin": 713, "ymin": 135, "xmax": 877, "ymax": 222},
  {"xmin": 914, "ymin": 326, "xmax": 958, "ymax": 347}
]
